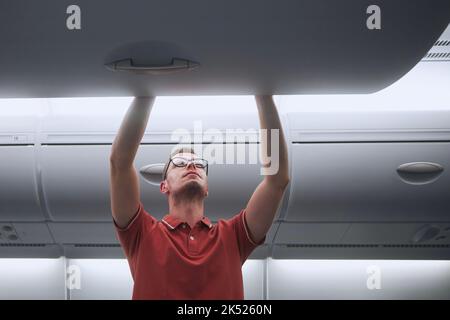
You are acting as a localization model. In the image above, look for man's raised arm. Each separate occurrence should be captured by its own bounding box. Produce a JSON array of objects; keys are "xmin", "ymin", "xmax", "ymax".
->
[
  {"xmin": 244, "ymin": 95, "xmax": 290, "ymax": 244},
  {"xmin": 109, "ymin": 96, "xmax": 155, "ymax": 228}
]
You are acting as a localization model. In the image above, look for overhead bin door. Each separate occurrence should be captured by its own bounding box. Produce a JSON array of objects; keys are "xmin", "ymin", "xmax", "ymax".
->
[
  {"xmin": 0, "ymin": 146, "xmax": 45, "ymax": 222},
  {"xmin": 286, "ymin": 142, "xmax": 450, "ymax": 222},
  {"xmin": 0, "ymin": 0, "xmax": 449, "ymax": 97},
  {"xmin": 40, "ymin": 144, "xmax": 265, "ymax": 222},
  {"xmin": 0, "ymin": 100, "xmax": 44, "ymax": 222}
]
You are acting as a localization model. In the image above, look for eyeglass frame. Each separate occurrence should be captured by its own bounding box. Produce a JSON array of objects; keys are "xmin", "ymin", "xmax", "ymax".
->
[{"xmin": 162, "ymin": 156, "xmax": 209, "ymax": 180}]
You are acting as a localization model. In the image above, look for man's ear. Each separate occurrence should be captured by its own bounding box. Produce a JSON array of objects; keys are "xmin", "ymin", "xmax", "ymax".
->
[{"xmin": 160, "ymin": 180, "xmax": 169, "ymax": 195}]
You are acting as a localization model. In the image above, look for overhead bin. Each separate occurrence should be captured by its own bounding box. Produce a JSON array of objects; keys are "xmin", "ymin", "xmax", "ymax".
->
[
  {"xmin": 0, "ymin": 146, "xmax": 45, "ymax": 222},
  {"xmin": 40, "ymin": 145, "xmax": 111, "ymax": 221},
  {"xmin": 286, "ymin": 142, "xmax": 450, "ymax": 222},
  {"xmin": 39, "ymin": 103, "xmax": 264, "ymax": 222},
  {"xmin": 283, "ymin": 109, "xmax": 450, "ymax": 223},
  {"xmin": 40, "ymin": 143, "xmax": 266, "ymax": 222},
  {"xmin": 271, "ymin": 108, "xmax": 450, "ymax": 259},
  {"xmin": 1, "ymin": 0, "xmax": 449, "ymax": 98},
  {"xmin": 0, "ymin": 100, "xmax": 44, "ymax": 222}
]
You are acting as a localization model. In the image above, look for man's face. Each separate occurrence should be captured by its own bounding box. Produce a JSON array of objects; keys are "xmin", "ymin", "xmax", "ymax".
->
[{"xmin": 160, "ymin": 153, "xmax": 208, "ymax": 198}]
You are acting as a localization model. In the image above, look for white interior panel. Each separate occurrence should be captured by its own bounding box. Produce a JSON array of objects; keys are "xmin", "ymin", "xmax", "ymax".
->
[
  {"xmin": 267, "ymin": 259, "xmax": 450, "ymax": 299},
  {"xmin": 68, "ymin": 259, "xmax": 133, "ymax": 300},
  {"xmin": 0, "ymin": 146, "xmax": 44, "ymax": 221},
  {"xmin": 286, "ymin": 142, "xmax": 450, "ymax": 222},
  {"xmin": 67, "ymin": 258, "xmax": 264, "ymax": 300},
  {"xmin": 0, "ymin": 258, "xmax": 66, "ymax": 299},
  {"xmin": 2, "ymin": 258, "xmax": 450, "ymax": 299},
  {"xmin": 242, "ymin": 259, "xmax": 265, "ymax": 300}
]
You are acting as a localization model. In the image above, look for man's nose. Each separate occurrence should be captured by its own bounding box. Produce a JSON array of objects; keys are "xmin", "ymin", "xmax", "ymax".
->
[{"xmin": 186, "ymin": 161, "xmax": 197, "ymax": 170}]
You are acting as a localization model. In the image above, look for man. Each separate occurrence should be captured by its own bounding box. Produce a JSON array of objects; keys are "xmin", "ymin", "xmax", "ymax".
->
[{"xmin": 109, "ymin": 95, "xmax": 289, "ymax": 299}]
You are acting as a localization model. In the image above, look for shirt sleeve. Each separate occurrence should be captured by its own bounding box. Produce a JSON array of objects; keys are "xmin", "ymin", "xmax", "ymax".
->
[
  {"xmin": 113, "ymin": 202, "xmax": 157, "ymax": 260},
  {"xmin": 228, "ymin": 209, "xmax": 266, "ymax": 264}
]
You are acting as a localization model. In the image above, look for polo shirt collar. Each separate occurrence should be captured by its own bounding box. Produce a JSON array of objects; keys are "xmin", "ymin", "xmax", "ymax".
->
[{"xmin": 161, "ymin": 214, "xmax": 213, "ymax": 230}]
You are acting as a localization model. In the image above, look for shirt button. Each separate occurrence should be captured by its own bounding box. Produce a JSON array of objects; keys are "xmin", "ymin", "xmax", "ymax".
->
[{"xmin": 190, "ymin": 236, "xmax": 195, "ymax": 241}]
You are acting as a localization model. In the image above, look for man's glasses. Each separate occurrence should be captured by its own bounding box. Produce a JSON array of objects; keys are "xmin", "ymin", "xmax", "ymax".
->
[{"xmin": 163, "ymin": 156, "xmax": 208, "ymax": 180}]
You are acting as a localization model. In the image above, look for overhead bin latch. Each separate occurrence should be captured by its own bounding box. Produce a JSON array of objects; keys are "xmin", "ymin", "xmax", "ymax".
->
[
  {"xmin": 104, "ymin": 58, "xmax": 200, "ymax": 75},
  {"xmin": 396, "ymin": 162, "xmax": 444, "ymax": 185},
  {"xmin": 139, "ymin": 163, "xmax": 166, "ymax": 186}
]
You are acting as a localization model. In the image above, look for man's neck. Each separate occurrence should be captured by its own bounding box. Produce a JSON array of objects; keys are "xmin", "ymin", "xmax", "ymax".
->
[{"xmin": 168, "ymin": 197, "xmax": 205, "ymax": 229}]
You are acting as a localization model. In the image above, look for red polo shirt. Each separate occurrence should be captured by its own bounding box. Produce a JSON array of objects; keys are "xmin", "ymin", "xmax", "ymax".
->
[{"xmin": 114, "ymin": 202, "xmax": 266, "ymax": 300}]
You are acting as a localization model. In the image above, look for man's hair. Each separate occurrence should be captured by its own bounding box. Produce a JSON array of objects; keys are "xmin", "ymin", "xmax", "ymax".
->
[{"xmin": 162, "ymin": 146, "xmax": 197, "ymax": 180}]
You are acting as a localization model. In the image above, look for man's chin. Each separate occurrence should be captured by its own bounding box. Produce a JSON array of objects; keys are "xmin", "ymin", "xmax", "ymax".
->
[{"xmin": 176, "ymin": 181, "xmax": 206, "ymax": 198}]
